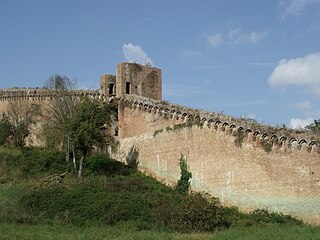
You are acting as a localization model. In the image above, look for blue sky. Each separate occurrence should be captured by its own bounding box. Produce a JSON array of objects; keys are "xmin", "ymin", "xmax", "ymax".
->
[{"xmin": 0, "ymin": 0, "xmax": 320, "ymax": 128}]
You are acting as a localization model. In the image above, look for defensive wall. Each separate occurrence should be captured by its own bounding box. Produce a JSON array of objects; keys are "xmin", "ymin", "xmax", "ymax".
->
[
  {"xmin": 1, "ymin": 62, "xmax": 319, "ymax": 224},
  {"xmin": 0, "ymin": 88, "xmax": 101, "ymax": 112},
  {"xmin": 117, "ymin": 94, "xmax": 320, "ymax": 225}
]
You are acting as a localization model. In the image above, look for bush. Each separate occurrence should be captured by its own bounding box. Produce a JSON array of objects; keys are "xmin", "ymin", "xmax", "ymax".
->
[
  {"xmin": 85, "ymin": 154, "xmax": 132, "ymax": 176},
  {"xmin": 0, "ymin": 147, "xmax": 70, "ymax": 181},
  {"xmin": 176, "ymin": 154, "xmax": 192, "ymax": 194},
  {"xmin": 154, "ymin": 192, "xmax": 227, "ymax": 232},
  {"xmin": 222, "ymin": 207, "xmax": 302, "ymax": 227}
]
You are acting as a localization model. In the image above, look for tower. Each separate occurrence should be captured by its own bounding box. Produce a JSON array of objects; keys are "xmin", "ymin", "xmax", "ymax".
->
[{"xmin": 100, "ymin": 62, "xmax": 162, "ymax": 101}]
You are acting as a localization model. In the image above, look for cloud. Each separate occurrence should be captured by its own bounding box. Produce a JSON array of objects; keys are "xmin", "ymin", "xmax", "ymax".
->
[
  {"xmin": 267, "ymin": 52, "xmax": 320, "ymax": 95},
  {"xmin": 280, "ymin": 0, "xmax": 317, "ymax": 18},
  {"xmin": 182, "ymin": 49, "xmax": 202, "ymax": 58},
  {"xmin": 293, "ymin": 100, "xmax": 312, "ymax": 110},
  {"xmin": 207, "ymin": 33, "xmax": 223, "ymax": 48},
  {"xmin": 228, "ymin": 28, "xmax": 268, "ymax": 45},
  {"xmin": 248, "ymin": 31, "xmax": 269, "ymax": 44},
  {"xmin": 122, "ymin": 43, "xmax": 153, "ymax": 65},
  {"xmin": 289, "ymin": 117, "xmax": 314, "ymax": 129}
]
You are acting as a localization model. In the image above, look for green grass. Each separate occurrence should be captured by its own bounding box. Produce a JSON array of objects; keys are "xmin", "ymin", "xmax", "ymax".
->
[
  {"xmin": 0, "ymin": 147, "xmax": 320, "ymax": 239},
  {"xmin": 1, "ymin": 223, "xmax": 320, "ymax": 240}
]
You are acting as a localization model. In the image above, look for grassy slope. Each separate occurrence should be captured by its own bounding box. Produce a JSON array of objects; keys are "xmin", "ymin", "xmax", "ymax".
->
[
  {"xmin": 0, "ymin": 147, "xmax": 320, "ymax": 239},
  {"xmin": 1, "ymin": 222, "xmax": 320, "ymax": 240}
]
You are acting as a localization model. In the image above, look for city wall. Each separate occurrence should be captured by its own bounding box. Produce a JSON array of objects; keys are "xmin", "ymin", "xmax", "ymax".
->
[
  {"xmin": 0, "ymin": 88, "xmax": 101, "ymax": 146},
  {"xmin": 117, "ymin": 95, "xmax": 320, "ymax": 225},
  {"xmin": 1, "ymin": 87, "xmax": 320, "ymax": 224}
]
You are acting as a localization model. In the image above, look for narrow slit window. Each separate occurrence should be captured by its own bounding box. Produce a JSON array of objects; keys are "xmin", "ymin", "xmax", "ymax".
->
[
  {"xmin": 109, "ymin": 83, "xmax": 114, "ymax": 95},
  {"xmin": 126, "ymin": 82, "xmax": 131, "ymax": 94}
]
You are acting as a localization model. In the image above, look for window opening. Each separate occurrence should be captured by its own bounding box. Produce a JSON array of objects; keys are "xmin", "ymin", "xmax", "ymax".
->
[
  {"xmin": 109, "ymin": 83, "xmax": 114, "ymax": 95},
  {"xmin": 126, "ymin": 82, "xmax": 131, "ymax": 94}
]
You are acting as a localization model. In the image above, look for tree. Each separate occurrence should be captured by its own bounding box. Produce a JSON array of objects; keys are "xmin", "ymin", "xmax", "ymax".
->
[
  {"xmin": 68, "ymin": 98, "xmax": 113, "ymax": 178},
  {"xmin": 43, "ymin": 75, "xmax": 79, "ymax": 171},
  {"xmin": 6, "ymin": 101, "xmax": 40, "ymax": 148},
  {"xmin": 43, "ymin": 75, "xmax": 117, "ymax": 179},
  {"xmin": 0, "ymin": 113, "xmax": 11, "ymax": 145}
]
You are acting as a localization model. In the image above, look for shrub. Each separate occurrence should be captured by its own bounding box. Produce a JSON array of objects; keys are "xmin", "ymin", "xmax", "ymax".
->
[
  {"xmin": 0, "ymin": 147, "xmax": 70, "ymax": 181},
  {"xmin": 234, "ymin": 129, "xmax": 245, "ymax": 148},
  {"xmin": 85, "ymin": 154, "xmax": 132, "ymax": 176},
  {"xmin": 261, "ymin": 139, "xmax": 273, "ymax": 153},
  {"xmin": 154, "ymin": 192, "xmax": 227, "ymax": 232},
  {"xmin": 176, "ymin": 154, "xmax": 192, "ymax": 194}
]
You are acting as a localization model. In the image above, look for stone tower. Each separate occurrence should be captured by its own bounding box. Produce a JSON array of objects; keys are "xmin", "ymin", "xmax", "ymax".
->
[{"xmin": 100, "ymin": 62, "xmax": 162, "ymax": 101}]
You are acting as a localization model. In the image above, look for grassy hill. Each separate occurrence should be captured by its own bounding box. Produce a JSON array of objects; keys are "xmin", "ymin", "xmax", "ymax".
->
[{"xmin": 0, "ymin": 147, "xmax": 319, "ymax": 240}]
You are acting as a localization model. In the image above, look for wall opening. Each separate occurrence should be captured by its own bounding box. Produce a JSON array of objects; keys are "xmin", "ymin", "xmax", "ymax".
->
[
  {"xmin": 109, "ymin": 83, "xmax": 115, "ymax": 95},
  {"xmin": 126, "ymin": 82, "xmax": 131, "ymax": 94}
]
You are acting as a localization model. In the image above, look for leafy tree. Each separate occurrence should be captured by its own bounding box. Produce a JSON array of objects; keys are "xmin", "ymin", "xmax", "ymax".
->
[
  {"xmin": 0, "ymin": 113, "xmax": 11, "ymax": 145},
  {"xmin": 69, "ymin": 98, "xmax": 114, "ymax": 178},
  {"xmin": 43, "ymin": 75, "xmax": 79, "ymax": 171}
]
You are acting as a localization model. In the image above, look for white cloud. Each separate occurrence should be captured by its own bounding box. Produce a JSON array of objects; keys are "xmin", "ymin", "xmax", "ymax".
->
[
  {"xmin": 289, "ymin": 117, "xmax": 314, "ymax": 129},
  {"xmin": 122, "ymin": 43, "xmax": 153, "ymax": 65},
  {"xmin": 248, "ymin": 31, "xmax": 269, "ymax": 44},
  {"xmin": 182, "ymin": 49, "xmax": 202, "ymax": 58},
  {"xmin": 293, "ymin": 100, "xmax": 312, "ymax": 110},
  {"xmin": 207, "ymin": 33, "xmax": 223, "ymax": 48},
  {"xmin": 268, "ymin": 52, "xmax": 320, "ymax": 95},
  {"xmin": 281, "ymin": 0, "xmax": 316, "ymax": 18},
  {"xmin": 228, "ymin": 28, "xmax": 268, "ymax": 45}
]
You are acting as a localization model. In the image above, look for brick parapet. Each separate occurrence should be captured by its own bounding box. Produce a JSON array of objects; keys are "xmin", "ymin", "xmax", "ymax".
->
[
  {"xmin": 0, "ymin": 88, "xmax": 104, "ymax": 102},
  {"xmin": 120, "ymin": 95, "xmax": 320, "ymax": 153}
]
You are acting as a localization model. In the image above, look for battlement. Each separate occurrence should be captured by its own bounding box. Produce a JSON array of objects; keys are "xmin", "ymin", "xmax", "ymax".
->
[
  {"xmin": 120, "ymin": 94, "xmax": 320, "ymax": 153},
  {"xmin": 0, "ymin": 88, "xmax": 102, "ymax": 102}
]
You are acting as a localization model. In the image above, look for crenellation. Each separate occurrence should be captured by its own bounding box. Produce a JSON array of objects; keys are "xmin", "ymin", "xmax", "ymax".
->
[
  {"xmin": 1, "ymin": 62, "xmax": 320, "ymax": 224},
  {"xmin": 120, "ymin": 94, "xmax": 319, "ymax": 151}
]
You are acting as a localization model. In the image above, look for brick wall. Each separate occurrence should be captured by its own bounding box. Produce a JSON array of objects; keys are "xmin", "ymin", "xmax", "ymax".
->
[{"xmin": 117, "ymin": 98, "xmax": 320, "ymax": 225}]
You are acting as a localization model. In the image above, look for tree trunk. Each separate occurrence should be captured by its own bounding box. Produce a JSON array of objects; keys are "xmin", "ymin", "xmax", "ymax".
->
[
  {"xmin": 78, "ymin": 154, "xmax": 84, "ymax": 180},
  {"xmin": 66, "ymin": 138, "xmax": 70, "ymax": 162},
  {"xmin": 72, "ymin": 147, "xmax": 77, "ymax": 174}
]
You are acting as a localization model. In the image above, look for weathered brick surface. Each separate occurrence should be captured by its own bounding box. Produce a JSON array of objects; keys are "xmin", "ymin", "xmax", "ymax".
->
[
  {"xmin": 116, "ymin": 62, "xmax": 162, "ymax": 100},
  {"xmin": 118, "ymin": 101, "xmax": 320, "ymax": 225}
]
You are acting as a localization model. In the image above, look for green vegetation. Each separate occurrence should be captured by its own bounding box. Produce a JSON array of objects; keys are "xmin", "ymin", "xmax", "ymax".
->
[
  {"xmin": 0, "ymin": 147, "xmax": 319, "ymax": 239},
  {"xmin": 43, "ymin": 76, "xmax": 117, "ymax": 179},
  {"xmin": 0, "ymin": 113, "xmax": 11, "ymax": 145},
  {"xmin": 306, "ymin": 119, "xmax": 320, "ymax": 134},
  {"xmin": 261, "ymin": 139, "xmax": 273, "ymax": 153},
  {"xmin": 176, "ymin": 154, "xmax": 192, "ymax": 194},
  {"xmin": 234, "ymin": 128, "xmax": 245, "ymax": 148}
]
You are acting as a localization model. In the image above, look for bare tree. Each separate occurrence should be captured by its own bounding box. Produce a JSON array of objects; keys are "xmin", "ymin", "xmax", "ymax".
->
[{"xmin": 6, "ymin": 101, "xmax": 40, "ymax": 148}]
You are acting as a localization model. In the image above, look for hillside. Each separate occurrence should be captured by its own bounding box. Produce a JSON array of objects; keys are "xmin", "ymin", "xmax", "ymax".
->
[{"xmin": 1, "ymin": 147, "xmax": 320, "ymax": 239}]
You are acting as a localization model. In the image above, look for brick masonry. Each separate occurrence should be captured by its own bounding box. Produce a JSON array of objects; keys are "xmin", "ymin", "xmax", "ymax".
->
[{"xmin": 117, "ymin": 96, "xmax": 320, "ymax": 225}]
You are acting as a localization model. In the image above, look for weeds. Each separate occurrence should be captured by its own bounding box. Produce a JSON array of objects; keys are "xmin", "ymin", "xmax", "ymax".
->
[{"xmin": 234, "ymin": 129, "xmax": 245, "ymax": 148}]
